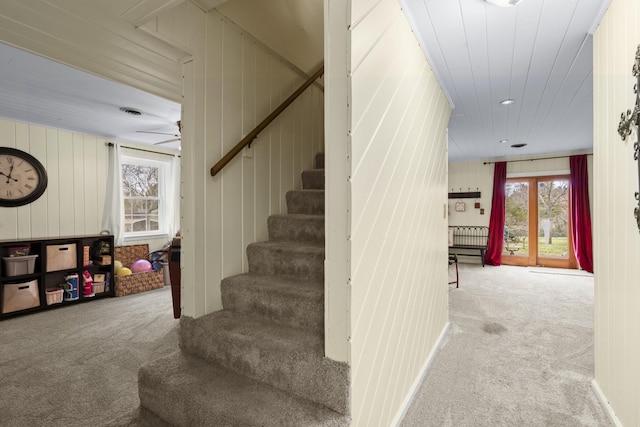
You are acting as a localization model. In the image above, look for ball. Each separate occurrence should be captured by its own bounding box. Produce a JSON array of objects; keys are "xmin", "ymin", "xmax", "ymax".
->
[
  {"xmin": 114, "ymin": 260, "xmax": 123, "ymax": 272},
  {"xmin": 116, "ymin": 267, "xmax": 132, "ymax": 276},
  {"xmin": 130, "ymin": 259, "xmax": 152, "ymax": 273}
]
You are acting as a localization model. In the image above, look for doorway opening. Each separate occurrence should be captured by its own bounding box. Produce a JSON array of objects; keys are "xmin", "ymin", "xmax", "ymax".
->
[{"xmin": 502, "ymin": 176, "xmax": 577, "ymax": 269}]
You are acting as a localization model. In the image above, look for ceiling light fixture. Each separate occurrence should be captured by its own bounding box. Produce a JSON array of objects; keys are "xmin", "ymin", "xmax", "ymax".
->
[
  {"xmin": 485, "ymin": 0, "xmax": 523, "ymax": 7},
  {"xmin": 499, "ymin": 139, "xmax": 509, "ymax": 144},
  {"xmin": 500, "ymin": 99, "xmax": 515, "ymax": 105}
]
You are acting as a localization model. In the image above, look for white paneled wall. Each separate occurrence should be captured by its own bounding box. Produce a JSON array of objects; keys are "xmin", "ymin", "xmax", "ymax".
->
[
  {"xmin": 448, "ymin": 161, "xmax": 494, "ymax": 226},
  {"xmin": 348, "ymin": 0, "xmax": 451, "ymax": 425},
  {"xmin": 159, "ymin": 4, "xmax": 325, "ymax": 318},
  {"xmin": 0, "ymin": 120, "xmax": 107, "ymax": 240},
  {"xmin": 593, "ymin": 0, "xmax": 640, "ymax": 425},
  {"xmin": 0, "ymin": 119, "xmax": 177, "ymax": 252}
]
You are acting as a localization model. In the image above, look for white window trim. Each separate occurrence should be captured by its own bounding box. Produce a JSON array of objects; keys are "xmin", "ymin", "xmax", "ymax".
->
[{"xmin": 121, "ymin": 152, "xmax": 172, "ymax": 240}]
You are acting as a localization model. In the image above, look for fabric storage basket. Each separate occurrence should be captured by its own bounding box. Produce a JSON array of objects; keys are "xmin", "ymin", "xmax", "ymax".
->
[
  {"xmin": 46, "ymin": 244, "xmax": 77, "ymax": 272},
  {"xmin": 2, "ymin": 279, "xmax": 40, "ymax": 314},
  {"xmin": 45, "ymin": 289, "xmax": 64, "ymax": 305}
]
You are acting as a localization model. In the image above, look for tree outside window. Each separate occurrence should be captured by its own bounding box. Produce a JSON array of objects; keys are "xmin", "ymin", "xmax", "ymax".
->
[{"xmin": 122, "ymin": 162, "xmax": 161, "ymax": 234}]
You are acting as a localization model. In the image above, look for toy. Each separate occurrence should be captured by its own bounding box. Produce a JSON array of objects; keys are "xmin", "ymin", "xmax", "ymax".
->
[
  {"xmin": 116, "ymin": 267, "xmax": 132, "ymax": 276},
  {"xmin": 130, "ymin": 259, "xmax": 152, "ymax": 273},
  {"xmin": 114, "ymin": 260, "xmax": 123, "ymax": 272},
  {"xmin": 82, "ymin": 270, "xmax": 94, "ymax": 297}
]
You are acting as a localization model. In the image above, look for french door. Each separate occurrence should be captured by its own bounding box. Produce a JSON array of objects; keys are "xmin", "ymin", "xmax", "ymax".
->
[{"xmin": 502, "ymin": 176, "xmax": 577, "ymax": 269}]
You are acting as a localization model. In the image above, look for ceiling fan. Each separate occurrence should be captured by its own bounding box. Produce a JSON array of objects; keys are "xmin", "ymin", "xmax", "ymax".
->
[{"xmin": 136, "ymin": 120, "xmax": 181, "ymax": 145}]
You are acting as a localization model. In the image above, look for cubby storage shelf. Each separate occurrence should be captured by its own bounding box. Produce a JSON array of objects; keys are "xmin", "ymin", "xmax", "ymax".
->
[{"xmin": 0, "ymin": 234, "xmax": 115, "ymax": 319}]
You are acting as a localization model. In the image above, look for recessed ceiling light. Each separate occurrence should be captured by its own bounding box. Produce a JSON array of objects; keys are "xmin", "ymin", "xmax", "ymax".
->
[
  {"xmin": 500, "ymin": 99, "xmax": 515, "ymax": 105},
  {"xmin": 119, "ymin": 107, "xmax": 142, "ymax": 116},
  {"xmin": 499, "ymin": 139, "xmax": 509, "ymax": 144},
  {"xmin": 485, "ymin": 0, "xmax": 523, "ymax": 7},
  {"xmin": 511, "ymin": 143, "xmax": 527, "ymax": 148}
]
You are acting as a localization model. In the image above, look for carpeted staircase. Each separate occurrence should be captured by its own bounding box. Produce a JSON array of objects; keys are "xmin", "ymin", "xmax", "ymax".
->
[{"xmin": 137, "ymin": 154, "xmax": 350, "ymax": 426}]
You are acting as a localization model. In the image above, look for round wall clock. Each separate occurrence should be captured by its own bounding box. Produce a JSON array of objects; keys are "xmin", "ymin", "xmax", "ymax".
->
[{"xmin": 0, "ymin": 147, "xmax": 48, "ymax": 207}]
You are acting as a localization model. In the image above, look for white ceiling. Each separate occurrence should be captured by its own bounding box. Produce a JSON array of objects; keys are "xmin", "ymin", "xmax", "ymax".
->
[
  {"xmin": 0, "ymin": 0, "xmax": 612, "ymax": 161},
  {"xmin": 403, "ymin": 0, "xmax": 610, "ymax": 162},
  {"xmin": 0, "ymin": 42, "xmax": 182, "ymax": 149}
]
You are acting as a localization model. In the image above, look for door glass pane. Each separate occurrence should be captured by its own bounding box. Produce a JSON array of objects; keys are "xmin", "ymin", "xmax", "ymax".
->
[
  {"xmin": 537, "ymin": 179, "xmax": 569, "ymax": 259},
  {"xmin": 504, "ymin": 181, "xmax": 529, "ymax": 257}
]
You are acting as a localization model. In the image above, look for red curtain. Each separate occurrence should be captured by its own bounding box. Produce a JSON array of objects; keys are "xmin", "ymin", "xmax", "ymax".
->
[
  {"xmin": 485, "ymin": 162, "xmax": 507, "ymax": 266},
  {"xmin": 569, "ymin": 155, "xmax": 594, "ymax": 272}
]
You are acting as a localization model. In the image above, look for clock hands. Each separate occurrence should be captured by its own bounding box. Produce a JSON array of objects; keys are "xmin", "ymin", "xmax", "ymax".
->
[{"xmin": 1, "ymin": 163, "xmax": 18, "ymax": 184}]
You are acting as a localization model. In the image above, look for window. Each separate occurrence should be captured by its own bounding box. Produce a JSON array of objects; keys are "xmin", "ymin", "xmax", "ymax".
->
[{"xmin": 121, "ymin": 154, "xmax": 172, "ymax": 238}]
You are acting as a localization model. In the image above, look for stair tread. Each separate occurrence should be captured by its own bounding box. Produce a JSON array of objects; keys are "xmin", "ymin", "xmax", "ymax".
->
[
  {"xmin": 180, "ymin": 310, "xmax": 349, "ymax": 414},
  {"xmin": 139, "ymin": 351, "xmax": 349, "ymax": 427},
  {"xmin": 223, "ymin": 273, "xmax": 323, "ymax": 297},
  {"xmin": 183, "ymin": 310, "xmax": 324, "ymax": 351},
  {"xmin": 221, "ymin": 273, "xmax": 324, "ymax": 332}
]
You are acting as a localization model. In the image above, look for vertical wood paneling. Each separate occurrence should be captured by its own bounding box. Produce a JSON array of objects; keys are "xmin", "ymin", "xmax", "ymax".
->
[
  {"xmin": 254, "ymin": 47, "xmax": 271, "ymax": 243},
  {"xmin": 349, "ymin": 0, "xmax": 452, "ymax": 425},
  {"xmin": 0, "ymin": 121, "xmax": 115, "ymax": 241},
  {"xmin": 45, "ymin": 128, "xmax": 60, "ymax": 237},
  {"xmin": 0, "ymin": 120, "xmax": 17, "ymax": 240},
  {"xmin": 269, "ymin": 56, "xmax": 283, "ymax": 215},
  {"xmin": 58, "ymin": 132, "xmax": 75, "ymax": 236},
  {"xmin": 72, "ymin": 133, "xmax": 86, "ymax": 235},
  {"xmin": 29, "ymin": 126, "xmax": 48, "ymax": 238},
  {"xmin": 83, "ymin": 136, "xmax": 99, "ymax": 233},
  {"xmin": 221, "ymin": 21, "xmax": 244, "ymax": 278},
  {"xmin": 201, "ymin": 13, "xmax": 223, "ymax": 317},
  {"xmin": 593, "ymin": 0, "xmax": 640, "ymax": 425},
  {"xmin": 15, "ymin": 123, "xmax": 31, "ymax": 239},
  {"xmin": 242, "ymin": 36, "xmax": 257, "ymax": 272},
  {"xmin": 177, "ymin": 7, "xmax": 324, "ymax": 317}
]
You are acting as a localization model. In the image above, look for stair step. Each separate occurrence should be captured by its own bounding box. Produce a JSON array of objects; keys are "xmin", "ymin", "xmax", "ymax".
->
[
  {"xmin": 247, "ymin": 241, "xmax": 324, "ymax": 280},
  {"xmin": 221, "ymin": 273, "xmax": 324, "ymax": 332},
  {"xmin": 139, "ymin": 351, "xmax": 349, "ymax": 427},
  {"xmin": 302, "ymin": 169, "xmax": 325, "ymax": 190},
  {"xmin": 315, "ymin": 153, "xmax": 324, "ymax": 169},
  {"xmin": 180, "ymin": 311, "xmax": 348, "ymax": 414},
  {"xmin": 268, "ymin": 214, "xmax": 324, "ymax": 244},
  {"xmin": 287, "ymin": 189, "xmax": 324, "ymax": 215}
]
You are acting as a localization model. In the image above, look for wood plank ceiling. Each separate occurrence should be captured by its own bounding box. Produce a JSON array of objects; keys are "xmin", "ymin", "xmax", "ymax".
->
[{"xmin": 402, "ymin": 0, "xmax": 610, "ymax": 162}]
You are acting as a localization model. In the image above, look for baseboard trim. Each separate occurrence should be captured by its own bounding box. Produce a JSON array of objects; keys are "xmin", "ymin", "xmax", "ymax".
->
[
  {"xmin": 391, "ymin": 321, "xmax": 451, "ymax": 427},
  {"xmin": 591, "ymin": 379, "xmax": 623, "ymax": 427}
]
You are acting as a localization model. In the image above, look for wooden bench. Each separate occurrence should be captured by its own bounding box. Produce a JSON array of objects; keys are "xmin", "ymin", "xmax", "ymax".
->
[{"xmin": 448, "ymin": 226, "xmax": 489, "ymax": 267}]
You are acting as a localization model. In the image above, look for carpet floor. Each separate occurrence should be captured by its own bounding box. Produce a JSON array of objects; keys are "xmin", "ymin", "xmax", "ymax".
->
[
  {"xmin": 1, "ymin": 265, "xmax": 611, "ymax": 427},
  {"xmin": 401, "ymin": 263, "xmax": 610, "ymax": 427},
  {"xmin": 0, "ymin": 286, "xmax": 179, "ymax": 427}
]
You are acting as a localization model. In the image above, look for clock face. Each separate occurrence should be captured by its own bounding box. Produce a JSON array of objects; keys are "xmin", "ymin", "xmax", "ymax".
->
[{"xmin": 0, "ymin": 148, "xmax": 48, "ymax": 207}]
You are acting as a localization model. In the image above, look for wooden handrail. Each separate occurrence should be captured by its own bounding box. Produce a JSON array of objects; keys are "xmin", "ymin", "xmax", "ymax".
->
[{"xmin": 210, "ymin": 65, "xmax": 325, "ymax": 176}]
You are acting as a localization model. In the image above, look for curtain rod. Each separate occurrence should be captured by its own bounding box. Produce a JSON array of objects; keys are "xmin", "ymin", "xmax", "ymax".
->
[
  {"xmin": 106, "ymin": 142, "xmax": 180, "ymax": 158},
  {"xmin": 483, "ymin": 153, "xmax": 592, "ymax": 165}
]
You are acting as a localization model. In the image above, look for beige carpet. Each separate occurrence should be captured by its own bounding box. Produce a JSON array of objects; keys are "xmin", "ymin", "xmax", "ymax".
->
[
  {"xmin": 0, "ymin": 286, "xmax": 179, "ymax": 427},
  {"xmin": 401, "ymin": 263, "xmax": 610, "ymax": 427}
]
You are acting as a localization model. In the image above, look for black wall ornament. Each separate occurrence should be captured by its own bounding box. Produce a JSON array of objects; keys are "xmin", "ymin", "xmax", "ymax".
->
[{"xmin": 618, "ymin": 45, "xmax": 640, "ymax": 232}]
